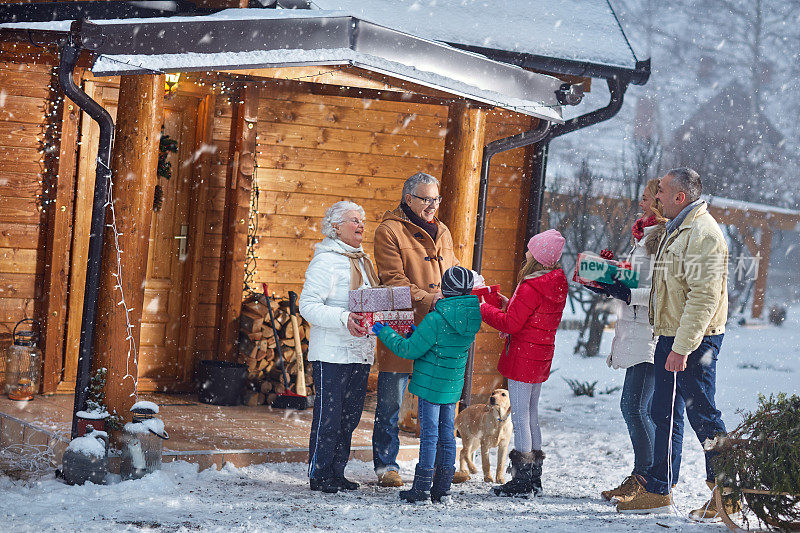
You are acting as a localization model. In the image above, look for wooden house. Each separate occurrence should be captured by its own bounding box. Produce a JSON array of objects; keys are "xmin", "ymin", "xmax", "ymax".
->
[{"xmin": 0, "ymin": 0, "xmax": 649, "ymax": 426}]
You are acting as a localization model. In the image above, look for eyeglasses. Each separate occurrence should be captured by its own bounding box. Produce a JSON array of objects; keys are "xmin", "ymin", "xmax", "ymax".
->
[{"xmin": 411, "ymin": 194, "xmax": 443, "ymax": 206}]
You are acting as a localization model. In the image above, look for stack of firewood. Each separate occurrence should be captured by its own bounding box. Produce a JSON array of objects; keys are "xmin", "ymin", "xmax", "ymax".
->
[{"xmin": 237, "ymin": 296, "xmax": 314, "ymax": 406}]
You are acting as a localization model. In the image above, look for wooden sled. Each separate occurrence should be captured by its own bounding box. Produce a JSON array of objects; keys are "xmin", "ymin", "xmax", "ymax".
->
[{"xmin": 716, "ymin": 487, "xmax": 800, "ymax": 532}]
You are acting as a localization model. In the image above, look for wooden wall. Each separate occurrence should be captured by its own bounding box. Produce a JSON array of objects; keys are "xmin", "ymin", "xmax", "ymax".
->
[
  {"xmin": 194, "ymin": 82, "xmax": 533, "ymax": 395},
  {"xmin": 0, "ymin": 63, "xmax": 56, "ymax": 383}
]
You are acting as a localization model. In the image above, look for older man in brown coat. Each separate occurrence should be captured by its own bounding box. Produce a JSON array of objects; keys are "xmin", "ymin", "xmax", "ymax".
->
[{"xmin": 371, "ymin": 172, "xmax": 459, "ymax": 487}]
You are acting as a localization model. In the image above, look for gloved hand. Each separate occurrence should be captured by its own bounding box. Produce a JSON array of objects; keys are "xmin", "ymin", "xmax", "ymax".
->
[
  {"xmin": 600, "ymin": 249, "xmax": 615, "ymax": 260},
  {"xmin": 405, "ymin": 324, "xmax": 417, "ymax": 338},
  {"xmin": 584, "ymin": 284, "xmax": 609, "ymax": 296},
  {"xmin": 371, "ymin": 322, "xmax": 385, "ymax": 336},
  {"xmin": 605, "ymin": 277, "xmax": 631, "ymax": 305}
]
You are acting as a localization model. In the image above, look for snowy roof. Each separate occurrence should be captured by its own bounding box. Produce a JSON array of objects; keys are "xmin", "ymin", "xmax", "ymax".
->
[
  {"xmin": 705, "ymin": 195, "xmax": 800, "ymax": 218},
  {"xmin": 310, "ymin": 0, "xmax": 640, "ymax": 71},
  {"xmin": 77, "ymin": 12, "xmax": 566, "ymax": 121}
]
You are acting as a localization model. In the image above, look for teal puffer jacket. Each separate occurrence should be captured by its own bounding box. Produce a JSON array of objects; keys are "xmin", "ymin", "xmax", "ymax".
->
[{"xmin": 378, "ymin": 295, "xmax": 482, "ymax": 404}]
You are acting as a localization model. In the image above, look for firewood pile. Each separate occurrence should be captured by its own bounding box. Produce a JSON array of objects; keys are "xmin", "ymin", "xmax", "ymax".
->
[{"xmin": 237, "ymin": 296, "xmax": 313, "ymax": 406}]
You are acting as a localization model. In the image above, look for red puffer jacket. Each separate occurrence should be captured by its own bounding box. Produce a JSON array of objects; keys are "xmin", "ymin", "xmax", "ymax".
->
[{"xmin": 480, "ymin": 268, "xmax": 568, "ymax": 383}]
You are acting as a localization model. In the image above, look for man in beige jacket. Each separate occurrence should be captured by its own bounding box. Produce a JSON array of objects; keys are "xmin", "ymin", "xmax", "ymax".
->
[
  {"xmin": 371, "ymin": 172, "xmax": 458, "ymax": 487},
  {"xmin": 618, "ymin": 168, "xmax": 736, "ymax": 518}
]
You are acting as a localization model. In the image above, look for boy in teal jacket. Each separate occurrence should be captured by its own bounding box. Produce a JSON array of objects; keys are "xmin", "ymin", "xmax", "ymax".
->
[{"xmin": 372, "ymin": 266, "xmax": 481, "ymax": 503}]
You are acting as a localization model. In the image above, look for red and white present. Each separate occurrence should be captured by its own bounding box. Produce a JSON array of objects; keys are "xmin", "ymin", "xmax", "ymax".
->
[
  {"xmin": 471, "ymin": 284, "xmax": 501, "ymax": 307},
  {"xmin": 348, "ymin": 286, "xmax": 412, "ymax": 312},
  {"xmin": 362, "ymin": 310, "xmax": 415, "ymax": 336},
  {"xmin": 572, "ymin": 251, "xmax": 639, "ymax": 289}
]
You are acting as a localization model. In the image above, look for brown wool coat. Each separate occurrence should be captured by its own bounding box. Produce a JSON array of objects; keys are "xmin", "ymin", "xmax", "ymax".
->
[{"xmin": 373, "ymin": 206, "xmax": 459, "ymax": 373}]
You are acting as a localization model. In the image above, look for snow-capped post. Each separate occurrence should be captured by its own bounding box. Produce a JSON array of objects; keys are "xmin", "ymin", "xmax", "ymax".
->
[
  {"xmin": 93, "ymin": 73, "xmax": 165, "ymax": 424},
  {"xmin": 751, "ymin": 226, "xmax": 773, "ymax": 319},
  {"xmin": 438, "ymin": 101, "xmax": 487, "ymax": 268},
  {"xmin": 216, "ymin": 84, "xmax": 259, "ymax": 362}
]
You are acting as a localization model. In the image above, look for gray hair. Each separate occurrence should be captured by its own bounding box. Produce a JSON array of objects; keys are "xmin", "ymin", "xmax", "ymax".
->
[
  {"xmin": 667, "ymin": 167, "xmax": 702, "ymax": 202},
  {"xmin": 401, "ymin": 172, "xmax": 440, "ymax": 200},
  {"xmin": 320, "ymin": 200, "xmax": 365, "ymax": 239}
]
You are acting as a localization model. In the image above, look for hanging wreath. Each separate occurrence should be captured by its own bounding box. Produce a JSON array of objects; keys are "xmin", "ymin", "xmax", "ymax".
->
[{"xmin": 153, "ymin": 126, "xmax": 178, "ymax": 211}]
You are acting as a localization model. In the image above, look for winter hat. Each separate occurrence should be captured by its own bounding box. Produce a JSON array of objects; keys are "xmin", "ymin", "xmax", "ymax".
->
[
  {"xmin": 441, "ymin": 266, "xmax": 474, "ymax": 297},
  {"xmin": 527, "ymin": 229, "xmax": 565, "ymax": 267}
]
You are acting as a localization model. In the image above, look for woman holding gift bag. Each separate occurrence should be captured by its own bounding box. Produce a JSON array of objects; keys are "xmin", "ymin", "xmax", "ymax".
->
[
  {"xmin": 299, "ymin": 200, "xmax": 378, "ymax": 494},
  {"xmin": 585, "ymin": 178, "xmax": 667, "ymax": 503},
  {"xmin": 480, "ymin": 229, "xmax": 568, "ymax": 497}
]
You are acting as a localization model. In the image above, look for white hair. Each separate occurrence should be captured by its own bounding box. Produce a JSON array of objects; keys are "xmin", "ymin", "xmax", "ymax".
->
[
  {"xmin": 321, "ymin": 200, "xmax": 365, "ymax": 239},
  {"xmin": 401, "ymin": 172, "xmax": 440, "ymax": 200}
]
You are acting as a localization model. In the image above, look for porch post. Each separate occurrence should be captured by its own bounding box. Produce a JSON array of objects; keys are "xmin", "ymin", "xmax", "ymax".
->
[
  {"xmin": 438, "ymin": 102, "xmax": 487, "ymax": 266},
  {"xmin": 751, "ymin": 226, "xmax": 772, "ymax": 319},
  {"xmin": 215, "ymin": 85, "xmax": 259, "ymax": 362},
  {"xmin": 93, "ymin": 74, "xmax": 164, "ymax": 420}
]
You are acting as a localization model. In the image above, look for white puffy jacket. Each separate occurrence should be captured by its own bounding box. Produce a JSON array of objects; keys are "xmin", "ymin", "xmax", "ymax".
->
[
  {"xmin": 607, "ymin": 224, "xmax": 662, "ymax": 369},
  {"xmin": 299, "ymin": 237, "xmax": 376, "ymax": 365}
]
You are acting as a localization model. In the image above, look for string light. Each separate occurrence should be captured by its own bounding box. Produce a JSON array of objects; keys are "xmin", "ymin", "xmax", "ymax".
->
[{"xmin": 97, "ymin": 159, "xmax": 139, "ymax": 398}]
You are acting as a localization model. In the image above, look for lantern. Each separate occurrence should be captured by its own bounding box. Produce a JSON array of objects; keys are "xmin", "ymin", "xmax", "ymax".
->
[
  {"xmin": 164, "ymin": 72, "xmax": 180, "ymax": 97},
  {"xmin": 120, "ymin": 401, "xmax": 169, "ymax": 480},
  {"xmin": 5, "ymin": 319, "xmax": 41, "ymax": 401}
]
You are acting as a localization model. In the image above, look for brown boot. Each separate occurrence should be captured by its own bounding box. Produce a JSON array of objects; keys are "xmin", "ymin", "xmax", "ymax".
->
[
  {"xmin": 689, "ymin": 481, "xmax": 741, "ymax": 520},
  {"xmin": 616, "ymin": 490, "xmax": 672, "ymax": 514},
  {"xmin": 601, "ymin": 475, "xmax": 645, "ymax": 502},
  {"xmin": 377, "ymin": 470, "xmax": 404, "ymax": 487}
]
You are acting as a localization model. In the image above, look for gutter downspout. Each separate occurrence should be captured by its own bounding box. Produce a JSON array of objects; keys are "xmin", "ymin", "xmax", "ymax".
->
[
  {"xmin": 460, "ymin": 119, "xmax": 550, "ymax": 406},
  {"xmin": 526, "ymin": 76, "xmax": 629, "ymax": 240},
  {"xmin": 461, "ymin": 75, "xmax": 631, "ymax": 406},
  {"xmin": 58, "ymin": 21, "xmax": 116, "ymax": 440}
]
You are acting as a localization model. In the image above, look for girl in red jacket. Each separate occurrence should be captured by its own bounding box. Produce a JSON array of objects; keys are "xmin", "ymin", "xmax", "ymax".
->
[{"xmin": 480, "ymin": 229, "xmax": 568, "ymax": 497}]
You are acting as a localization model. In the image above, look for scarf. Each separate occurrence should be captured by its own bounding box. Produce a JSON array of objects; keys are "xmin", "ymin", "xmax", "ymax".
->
[
  {"xmin": 333, "ymin": 241, "xmax": 381, "ymax": 290},
  {"xmin": 631, "ymin": 215, "xmax": 659, "ymax": 241},
  {"xmin": 666, "ymin": 199, "xmax": 704, "ymax": 235},
  {"xmin": 400, "ymin": 202, "xmax": 438, "ymax": 241}
]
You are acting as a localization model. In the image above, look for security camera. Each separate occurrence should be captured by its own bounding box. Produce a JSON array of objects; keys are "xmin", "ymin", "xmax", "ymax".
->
[{"xmin": 555, "ymin": 83, "xmax": 584, "ymax": 106}]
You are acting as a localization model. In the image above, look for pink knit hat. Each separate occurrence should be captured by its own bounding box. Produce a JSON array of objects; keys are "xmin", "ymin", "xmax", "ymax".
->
[{"xmin": 527, "ymin": 229, "xmax": 565, "ymax": 267}]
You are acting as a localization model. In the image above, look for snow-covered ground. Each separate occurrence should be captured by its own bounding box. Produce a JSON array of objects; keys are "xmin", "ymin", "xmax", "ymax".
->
[{"xmin": 1, "ymin": 308, "xmax": 797, "ymax": 532}]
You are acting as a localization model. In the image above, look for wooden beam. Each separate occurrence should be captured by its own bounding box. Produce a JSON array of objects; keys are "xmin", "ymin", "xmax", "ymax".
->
[
  {"xmin": 215, "ymin": 85, "xmax": 258, "ymax": 362},
  {"xmin": 177, "ymin": 93, "xmax": 215, "ymax": 381},
  {"xmin": 40, "ymin": 82, "xmax": 80, "ymax": 393},
  {"xmin": 438, "ymin": 102, "xmax": 487, "ymax": 266},
  {"xmin": 751, "ymin": 226, "xmax": 772, "ymax": 320},
  {"xmin": 93, "ymin": 74, "xmax": 164, "ymax": 422}
]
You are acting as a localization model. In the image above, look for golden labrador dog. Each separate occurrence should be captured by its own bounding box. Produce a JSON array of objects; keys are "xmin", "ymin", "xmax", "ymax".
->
[{"xmin": 455, "ymin": 389, "xmax": 513, "ymax": 483}]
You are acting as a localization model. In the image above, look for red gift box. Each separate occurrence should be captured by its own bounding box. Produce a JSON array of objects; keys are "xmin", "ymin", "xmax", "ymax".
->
[
  {"xmin": 361, "ymin": 310, "xmax": 415, "ymax": 336},
  {"xmin": 472, "ymin": 284, "xmax": 501, "ymax": 307}
]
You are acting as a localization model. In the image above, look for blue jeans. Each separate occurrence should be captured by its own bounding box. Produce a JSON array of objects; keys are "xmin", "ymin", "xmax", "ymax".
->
[
  {"xmin": 620, "ymin": 362, "xmax": 655, "ymax": 477},
  {"xmin": 646, "ymin": 335, "xmax": 726, "ymax": 494},
  {"xmin": 372, "ymin": 371, "xmax": 409, "ymax": 474},
  {"xmin": 308, "ymin": 361, "xmax": 370, "ymax": 481},
  {"xmin": 417, "ymin": 398, "xmax": 457, "ymax": 471}
]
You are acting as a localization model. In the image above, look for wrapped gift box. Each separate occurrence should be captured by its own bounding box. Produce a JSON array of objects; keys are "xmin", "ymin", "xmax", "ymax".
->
[
  {"xmin": 573, "ymin": 251, "xmax": 639, "ymax": 289},
  {"xmin": 472, "ymin": 284, "xmax": 501, "ymax": 307},
  {"xmin": 348, "ymin": 286, "xmax": 412, "ymax": 312},
  {"xmin": 362, "ymin": 310, "xmax": 415, "ymax": 336}
]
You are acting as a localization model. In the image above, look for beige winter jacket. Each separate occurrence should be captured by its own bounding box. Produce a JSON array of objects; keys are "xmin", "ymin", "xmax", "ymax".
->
[
  {"xmin": 373, "ymin": 207, "xmax": 459, "ymax": 373},
  {"xmin": 649, "ymin": 202, "xmax": 728, "ymax": 356}
]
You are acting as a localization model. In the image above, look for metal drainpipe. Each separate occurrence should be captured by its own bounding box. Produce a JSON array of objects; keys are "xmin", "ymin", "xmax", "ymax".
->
[
  {"xmin": 58, "ymin": 22, "xmax": 116, "ymax": 439},
  {"xmin": 526, "ymin": 76, "xmax": 629, "ymax": 239},
  {"xmin": 460, "ymin": 119, "xmax": 551, "ymax": 406},
  {"xmin": 461, "ymin": 75, "xmax": 631, "ymax": 405}
]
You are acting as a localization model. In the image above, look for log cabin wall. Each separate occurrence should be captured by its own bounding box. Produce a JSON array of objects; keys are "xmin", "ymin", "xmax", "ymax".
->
[
  {"xmin": 194, "ymin": 82, "xmax": 534, "ymax": 397},
  {"xmin": 0, "ymin": 62, "xmax": 61, "ymax": 385}
]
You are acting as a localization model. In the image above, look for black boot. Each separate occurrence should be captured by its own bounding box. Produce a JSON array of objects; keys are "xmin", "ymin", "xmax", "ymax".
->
[
  {"xmin": 335, "ymin": 477, "xmax": 359, "ymax": 490},
  {"xmin": 399, "ymin": 465, "xmax": 434, "ymax": 503},
  {"xmin": 530, "ymin": 450, "xmax": 545, "ymax": 496},
  {"xmin": 431, "ymin": 465, "xmax": 456, "ymax": 503},
  {"xmin": 310, "ymin": 477, "xmax": 339, "ymax": 493},
  {"xmin": 493, "ymin": 450, "xmax": 535, "ymax": 496}
]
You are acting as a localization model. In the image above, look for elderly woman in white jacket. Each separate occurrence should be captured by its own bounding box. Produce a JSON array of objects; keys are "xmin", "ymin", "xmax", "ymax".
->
[
  {"xmin": 299, "ymin": 200, "xmax": 378, "ymax": 495},
  {"xmin": 585, "ymin": 179, "xmax": 667, "ymax": 503}
]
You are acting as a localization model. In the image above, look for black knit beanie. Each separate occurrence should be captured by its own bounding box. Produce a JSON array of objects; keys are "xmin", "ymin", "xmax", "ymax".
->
[{"xmin": 441, "ymin": 266, "xmax": 474, "ymax": 297}]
